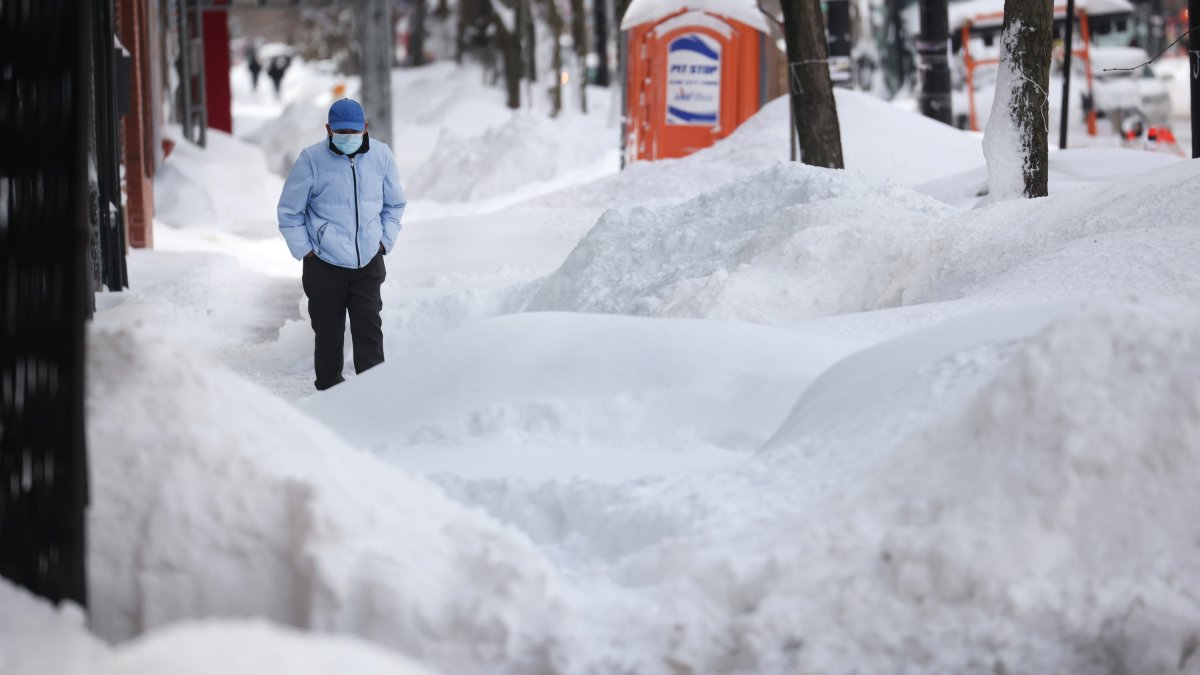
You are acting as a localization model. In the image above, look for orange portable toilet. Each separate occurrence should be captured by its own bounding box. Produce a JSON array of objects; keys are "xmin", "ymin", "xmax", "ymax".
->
[{"xmin": 621, "ymin": 0, "xmax": 783, "ymax": 164}]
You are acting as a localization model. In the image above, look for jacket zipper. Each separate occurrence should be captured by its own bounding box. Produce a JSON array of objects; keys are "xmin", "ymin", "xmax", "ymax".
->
[{"xmin": 350, "ymin": 155, "xmax": 361, "ymax": 268}]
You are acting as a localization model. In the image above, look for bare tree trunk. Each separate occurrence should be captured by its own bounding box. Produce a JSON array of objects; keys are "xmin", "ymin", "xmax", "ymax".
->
[
  {"xmin": 983, "ymin": 0, "xmax": 1051, "ymax": 198},
  {"xmin": 569, "ymin": 0, "xmax": 588, "ymax": 112},
  {"xmin": 546, "ymin": 0, "xmax": 564, "ymax": 116},
  {"xmin": 780, "ymin": 0, "xmax": 844, "ymax": 168},
  {"xmin": 493, "ymin": 17, "xmax": 522, "ymax": 108},
  {"xmin": 455, "ymin": 0, "xmax": 467, "ymax": 63},
  {"xmin": 593, "ymin": 0, "xmax": 610, "ymax": 86},
  {"xmin": 409, "ymin": 0, "xmax": 428, "ymax": 66},
  {"xmin": 521, "ymin": 0, "xmax": 537, "ymax": 82}
]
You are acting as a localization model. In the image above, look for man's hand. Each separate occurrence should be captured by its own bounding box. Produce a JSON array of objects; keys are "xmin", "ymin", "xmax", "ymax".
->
[
  {"xmin": 304, "ymin": 250, "xmax": 315, "ymax": 259},
  {"xmin": 378, "ymin": 243, "xmax": 386, "ymax": 255}
]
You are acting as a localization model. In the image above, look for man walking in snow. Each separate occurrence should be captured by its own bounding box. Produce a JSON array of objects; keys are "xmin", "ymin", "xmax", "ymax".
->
[{"xmin": 278, "ymin": 98, "xmax": 407, "ymax": 391}]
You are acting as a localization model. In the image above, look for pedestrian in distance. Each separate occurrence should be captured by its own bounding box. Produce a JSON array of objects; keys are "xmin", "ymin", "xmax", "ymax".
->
[
  {"xmin": 246, "ymin": 44, "xmax": 262, "ymax": 91},
  {"xmin": 277, "ymin": 98, "xmax": 407, "ymax": 391},
  {"xmin": 267, "ymin": 55, "xmax": 290, "ymax": 99}
]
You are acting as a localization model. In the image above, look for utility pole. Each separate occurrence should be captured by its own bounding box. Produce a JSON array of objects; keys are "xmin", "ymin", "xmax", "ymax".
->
[
  {"xmin": 1191, "ymin": 0, "xmax": 1200, "ymax": 157},
  {"xmin": 825, "ymin": 0, "xmax": 853, "ymax": 87},
  {"xmin": 917, "ymin": 0, "xmax": 952, "ymax": 124},
  {"xmin": 1059, "ymin": 0, "xmax": 1076, "ymax": 149},
  {"xmin": 593, "ymin": 0, "xmax": 610, "ymax": 86},
  {"xmin": 359, "ymin": 0, "xmax": 394, "ymax": 146}
]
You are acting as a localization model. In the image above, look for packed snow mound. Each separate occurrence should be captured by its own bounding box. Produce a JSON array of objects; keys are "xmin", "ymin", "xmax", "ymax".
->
[
  {"xmin": 527, "ymin": 162, "xmax": 955, "ymax": 322},
  {"xmin": 105, "ymin": 621, "xmax": 438, "ymax": 675},
  {"xmin": 85, "ymin": 326, "xmax": 568, "ymax": 673},
  {"xmin": 300, "ymin": 312, "xmax": 854, "ymax": 468},
  {"xmin": 917, "ymin": 146, "xmax": 1183, "ymax": 209},
  {"xmin": 0, "ymin": 580, "xmax": 106, "ymax": 675},
  {"xmin": 833, "ymin": 87, "xmax": 983, "ymax": 184},
  {"xmin": 749, "ymin": 297, "xmax": 1200, "ymax": 673},
  {"xmin": 407, "ymin": 108, "xmax": 614, "ymax": 203},
  {"xmin": 155, "ymin": 126, "xmax": 284, "ymax": 237},
  {"xmin": 530, "ymin": 156, "xmax": 1200, "ymax": 325},
  {"xmin": 0, "ymin": 580, "xmax": 436, "ymax": 675},
  {"xmin": 535, "ymin": 90, "xmax": 981, "ymax": 211},
  {"xmin": 891, "ymin": 157, "xmax": 1200, "ymax": 306},
  {"xmin": 388, "ymin": 62, "xmax": 512, "ymax": 135},
  {"xmin": 255, "ymin": 97, "xmax": 331, "ymax": 176}
]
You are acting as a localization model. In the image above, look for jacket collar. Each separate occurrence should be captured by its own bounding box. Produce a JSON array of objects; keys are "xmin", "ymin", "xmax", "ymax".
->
[{"xmin": 327, "ymin": 131, "xmax": 371, "ymax": 158}]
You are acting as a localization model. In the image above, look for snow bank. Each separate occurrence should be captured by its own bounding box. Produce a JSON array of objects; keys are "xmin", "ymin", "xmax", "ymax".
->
[
  {"xmin": 528, "ymin": 162, "xmax": 954, "ymax": 322},
  {"xmin": 739, "ymin": 297, "xmax": 1200, "ymax": 672},
  {"xmin": 536, "ymin": 90, "xmax": 982, "ymax": 213},
  {"xmin": 530, "ymin": 152, "xmax": 1200, "ymax": 326},
  {"xmin": 0, "ymin": 579, "xmax": 436, "ymax": 675},
  {"xmin": 300, "ymin": 312, "xmax": 855, "ymax": 478},
  {"xmin": 0, "ymin": 581, "xmax": 104, "ymax": 675},
  {"xmin": 255, "ymin": 97, "xmax": 332, "ymax": 177},
  {"xmin": 105, "ymin": 622, "xmax": 437, "ymax": 675},
  {"xmin": 155, "ymin": 126, "xmax": 284, "ymax": 237},
  {"xmin": 407, "ymin": 97, "xmax": 616, "ymax": 203},
  {"xmin": 85, "ymin": 326, "xmax": 569, "ymax": 673},
  {"xmin": 917, "ymin": 146, "xmax": 1182, "ymax": 209}
]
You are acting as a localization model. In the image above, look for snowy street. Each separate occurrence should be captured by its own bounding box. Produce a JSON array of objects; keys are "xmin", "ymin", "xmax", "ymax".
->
[{"xmin": 7, "ymin": 53, "xmax": 1200, "ymax": 675}]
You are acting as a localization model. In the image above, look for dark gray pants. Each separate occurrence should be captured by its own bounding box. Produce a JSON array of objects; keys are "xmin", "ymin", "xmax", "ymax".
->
[{"xmin": 302, "ymin": 253, "xmax": 386, "ymax": 391}]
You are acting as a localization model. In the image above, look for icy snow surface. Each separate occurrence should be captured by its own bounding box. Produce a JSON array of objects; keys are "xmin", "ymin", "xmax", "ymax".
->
[{"xmin": 64, "ymin": 59, "xmax": 1200, "ymax": 674}]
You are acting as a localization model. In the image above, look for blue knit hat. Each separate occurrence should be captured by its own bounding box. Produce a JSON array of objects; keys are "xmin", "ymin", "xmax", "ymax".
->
[{"xmin": 328, "ymin": 98, "xmax": 365, "ymax": 132}]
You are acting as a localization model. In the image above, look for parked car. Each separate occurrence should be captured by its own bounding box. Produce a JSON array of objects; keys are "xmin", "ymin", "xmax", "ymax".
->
[{"xmin": 1087, "ymin": 46, "xmax": 1172, "ymax": 126}]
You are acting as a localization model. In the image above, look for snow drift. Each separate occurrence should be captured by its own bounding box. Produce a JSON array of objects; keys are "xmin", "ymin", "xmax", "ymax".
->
[
  {"xmin": 0, "ymin": 579, "xmax": 436, "ymax": 675},
  {"xmin": 742, "ymin": 297, "xmax": 1200, "ymax": 673},
  {"xmin": 299, "ymin": 311, "xmax": 855, "ymax": 475},
  {"xmin": 529, "ymin": 154, "xmax": 1200, "ymax": 325},
  {"xmin": 155, "ymin": 127, "xmax": 284, "ymax": 238},
  {"xmin": 85, "ymin": 327, "xmax": 568, "ymax": 674}
]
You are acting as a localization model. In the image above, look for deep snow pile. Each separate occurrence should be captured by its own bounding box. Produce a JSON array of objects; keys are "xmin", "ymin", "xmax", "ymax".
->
[
  {"xmin": 154, "ymin": 126, "xmax": 284, "ymax": 238},
  {"xmin": 0, "ymin": 579, "xmax": 436, "ymax": 675},
  {"xmin": 406, "ymin": 91, "xmax": 617, "ymax": 203},
  {"xmin": 530, "ymin": 153, "xmax": 1200, "ymax": 327},
  {"xmin": 298, "ymin": 312, "xmax": 855, "ymax": 476},
  {"xmin": 746, "ymin": 297, "xmax": 1200, "ymax": 673},
  {"xmin": 81, "ymin": 299, "xmax": 1200, "ymax": 674},
  {"xmin": 535, "ymin": 90, "xmax": 984, "ymax": 213},
  {"xmin": 85, "ymin": 327, "xmax": 568, "ymax": 673},
  {"xmin": 528, "ymin": 162, "xmax": 955, "ymax": 322}
]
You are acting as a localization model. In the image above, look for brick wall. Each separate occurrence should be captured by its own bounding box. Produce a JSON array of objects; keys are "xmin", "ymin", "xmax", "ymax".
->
[{"xmin": 118, "ymin": 0, "xmax": 155, "ymax": 249}]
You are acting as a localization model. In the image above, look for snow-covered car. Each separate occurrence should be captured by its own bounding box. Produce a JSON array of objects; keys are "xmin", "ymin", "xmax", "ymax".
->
[{"xmin": 1087, "ymin": 46, "xmax": 1172, "ymax": 125}]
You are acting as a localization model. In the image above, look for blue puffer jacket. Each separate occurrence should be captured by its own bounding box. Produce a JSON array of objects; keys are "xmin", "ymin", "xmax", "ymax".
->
[{"xmin": 278, "ymin": 134, "xmax": 407, "ymax": 269}]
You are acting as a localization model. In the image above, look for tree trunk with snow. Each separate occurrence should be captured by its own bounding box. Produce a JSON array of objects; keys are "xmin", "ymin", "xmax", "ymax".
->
[
  {"xmin": 982, "ymin": 0, "xmax": 1051, "ymax": 199},
  {"xmin": 780, "ymin": 0, "xmax": 844, "ymax": 169},
  {"xmin": 570, "ymin": 0, "xmax": 589, "ymax": 112}
]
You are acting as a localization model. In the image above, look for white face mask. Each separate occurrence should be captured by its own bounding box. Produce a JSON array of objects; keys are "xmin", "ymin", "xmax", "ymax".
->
[{"xmin": 331, "ymin": 132, "xmax": 363, "ymax": 155}]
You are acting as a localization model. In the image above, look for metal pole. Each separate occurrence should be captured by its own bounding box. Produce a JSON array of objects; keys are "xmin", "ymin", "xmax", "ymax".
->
[
  {"xmin": 1060, "ymin": 0, "xmax": 1076, "ymax": 149},
  {"xmin": 1191, "ymin": 0, "xmax": 1200, "ymax": 157},
  {"xmin": 358, "ymin": 0, "xmax": 395, "ymax": 147},
  {"xmin": 826, "ymin": 0, "xmax": 853, "ymax": 87},
  {"xmin": 917, "ymin": 0, "xmax": 952, "ymax": 124}
]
